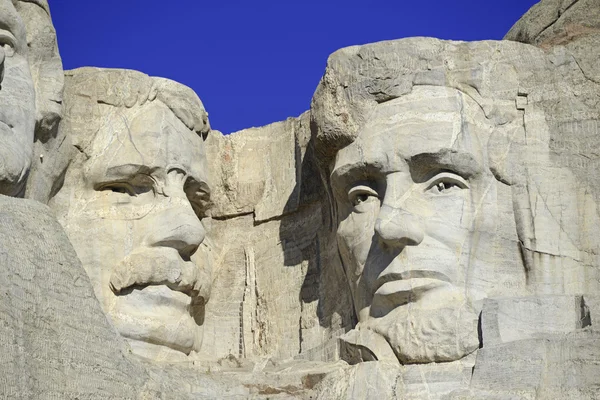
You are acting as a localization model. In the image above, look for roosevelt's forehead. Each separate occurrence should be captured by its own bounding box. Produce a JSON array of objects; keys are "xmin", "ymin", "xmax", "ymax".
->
[
  {"xmin": 87, "ymin": 101, "xmax": 208, "ymax": 183},
  {"xmin": 334, "ymin": 86, "xmax": 491, "ymax": 173}
]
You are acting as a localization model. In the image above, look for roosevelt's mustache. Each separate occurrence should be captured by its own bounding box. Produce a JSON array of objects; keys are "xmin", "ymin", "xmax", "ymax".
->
[{"xmin": 109, "ymin": 247, "xmax": 211, "ymax": 299}]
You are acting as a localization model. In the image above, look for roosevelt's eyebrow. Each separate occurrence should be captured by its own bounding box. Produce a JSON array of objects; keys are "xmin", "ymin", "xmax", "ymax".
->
[{"xmin": 101, "ymin": 164, "xmax": 155, "ymax": 182}]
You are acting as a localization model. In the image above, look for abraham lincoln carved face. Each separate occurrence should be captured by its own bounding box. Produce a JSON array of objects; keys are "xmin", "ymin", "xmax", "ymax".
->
[
  {"xmin": 312, "ymin": 38, "xmax": 531, "ymax": 364},
  {"xmin": 331, "ymin": 86, "xmax": 501, "ymax": 363}
]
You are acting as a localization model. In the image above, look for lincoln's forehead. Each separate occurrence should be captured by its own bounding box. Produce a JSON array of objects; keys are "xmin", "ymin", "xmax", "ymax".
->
[
  {"xmin": 334, "ymin": 86, "xmax": 491, "ymax": 175},
  {"xmin": 358, "ymin": 86, "xmax": 487, "ymax": 137}
]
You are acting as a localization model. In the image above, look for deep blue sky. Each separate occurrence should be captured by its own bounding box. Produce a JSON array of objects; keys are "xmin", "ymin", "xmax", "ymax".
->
[{"xmin": 51, "ymin": 0, "xmax": 539, "ymax": 134}]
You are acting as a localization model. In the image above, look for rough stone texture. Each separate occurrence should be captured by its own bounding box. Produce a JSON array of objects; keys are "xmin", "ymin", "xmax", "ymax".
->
[
  {"xmin": 505, "ymin": 0, "xmax": 600, "ymax": 49},
  {"xmin": 207, "ymin": 114, "xmax": 308, "ymax": 221},
  {"xmin": 480, "ymin": 295, "xmax": 591, "ymax": 346},
  {"xmin": 15, "ymin": 0, "xmax": 66, "ymax": 203},
  {"xmin": 3, "ymin": 0, "xmax": 600, "ymax": 398},
  {"xmin": 0, "ymin": 0, "xmax": 42, "ymax": 197},
  {"xmin": 202, "ymin": 114, "xmax": 354, "ymax": 362},
  {"xmin": 0, "ymin": 195, "xmax": 150, "ymax": 398}
]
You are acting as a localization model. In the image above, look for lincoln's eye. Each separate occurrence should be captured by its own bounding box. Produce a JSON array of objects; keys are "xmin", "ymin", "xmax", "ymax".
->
[
  {"xmin": 355, "ymin": 193, "xmax": 370, "ymax": 204},
  {"xmin": 348, "ymin": 184, "xmax": 379, "ymax": 211},
  {"xmin": 426, "ymin": 172, "xmax": 469, "ymax": 195},
  {"xmin": 436, "ymin": 181, "xmax": 459, "ymax": 192}
]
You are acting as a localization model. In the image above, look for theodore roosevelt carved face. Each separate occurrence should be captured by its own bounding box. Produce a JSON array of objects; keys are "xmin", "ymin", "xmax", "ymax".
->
[
  {"xmin": 330, "ymin": 86, "xmax": 514, "ymax": 363},
  {"xmin": 53, "ymin": 69, "xmax": 212, "ymax": 361}
]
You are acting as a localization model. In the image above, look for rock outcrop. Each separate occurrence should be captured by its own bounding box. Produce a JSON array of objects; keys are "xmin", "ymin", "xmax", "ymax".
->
[{"xmin": 2, "ymin": 0, "xmax": 600, "ymax": 398}]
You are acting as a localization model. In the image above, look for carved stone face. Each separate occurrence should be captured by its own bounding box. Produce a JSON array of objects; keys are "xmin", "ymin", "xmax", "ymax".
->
[
  {"xmin": 331, "ymin": 86, "xmax": 504, "ymax": 363},
  {"xmin": 58, "ymin": 100, "xmax": 211, "ymax": 360},
  {"xmin": 0, "ymin": 0, "xmax": 36, "ymax": 196}
]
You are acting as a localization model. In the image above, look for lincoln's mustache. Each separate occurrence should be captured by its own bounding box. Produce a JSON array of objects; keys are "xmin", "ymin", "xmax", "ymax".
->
[{"xmin": 109, "ymin": 247, "xmax": 210, "ymax": 298}]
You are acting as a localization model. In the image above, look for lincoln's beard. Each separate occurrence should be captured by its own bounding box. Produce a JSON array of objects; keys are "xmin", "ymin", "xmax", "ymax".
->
[{"xmin": 362, "ymin": 289, "xmax": 480, "ymax": 364}]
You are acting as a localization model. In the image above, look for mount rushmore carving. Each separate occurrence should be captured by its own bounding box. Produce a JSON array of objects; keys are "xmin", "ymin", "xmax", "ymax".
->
[{"xmin": 1, "ymin": 0, "xmax": 600, "ymax": 398}]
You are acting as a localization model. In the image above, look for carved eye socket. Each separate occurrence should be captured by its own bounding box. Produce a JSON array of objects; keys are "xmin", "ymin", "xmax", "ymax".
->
[
  {"xmin": 100, "ymin": 183, "xmax": 136, "ymax": 196},
  {"xmin": 348, "ymin": 185, "xmax": 380, "ymax": 211},
  {"xmin": 0, "ymin": 33, "xmax": 16, "ymax": 57},
  {"xmin": 96, "ymin": 175, "xmax": 155, "ymax": 197},
  {"xmin": 425, "ymin": 172, "xmax": 468, "ymax": 195}
]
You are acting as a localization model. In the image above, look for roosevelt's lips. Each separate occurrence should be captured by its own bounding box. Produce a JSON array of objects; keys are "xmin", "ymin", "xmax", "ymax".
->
[
  {"xmin": 373, "ymin": 270, "xmax": 452, "ymax": 296},
  {"xmin": 109, "ymin": 247, "xmax": 207, "ymax": 298}
]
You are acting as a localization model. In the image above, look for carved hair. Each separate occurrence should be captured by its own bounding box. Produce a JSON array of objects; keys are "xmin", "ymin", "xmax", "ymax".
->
[{"xmin": 63, "ymin": 68, "xmax": 210, "ymax": 142}]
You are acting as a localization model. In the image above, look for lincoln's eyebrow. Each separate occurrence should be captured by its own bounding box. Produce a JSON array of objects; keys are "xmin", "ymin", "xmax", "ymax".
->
[
  {"xmin": 407, "ymin": 149, "xmax": 483, "ymax": 182},
  {"xmin": 331, "ymin": 148, "xmax": 483, "ymax": 190},
  {"xmin": 331, "ymin": 161, "xmax": 386, "ymax": 196}
]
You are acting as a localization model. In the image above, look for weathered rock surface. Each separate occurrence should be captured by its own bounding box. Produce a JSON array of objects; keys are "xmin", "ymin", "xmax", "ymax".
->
[
  {"xmin": 3, "ymin": 0, "xmax": 600, "ymax": 398},
  {"xmin": 505, "ymin": 0, "xmax": 600, "ymax": 49},
  {"xmin": 16, "ymin": 0, "xmax": 67, "ymax": 203},
  {"xmin": 0, "ymin": 195, "xmax": 150, "ymax": 398},
  {"xmin": 203, "ymin": 114, "xmax": 354, "ymax": 362}
]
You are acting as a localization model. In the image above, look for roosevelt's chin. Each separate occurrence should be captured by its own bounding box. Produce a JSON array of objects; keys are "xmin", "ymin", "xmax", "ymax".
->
[
  {"xmin": 365, "ymin": 284, "xmax": 480, "ymax": 364},
  {"xmin": 108, "ymin": 285, "xmax": 203, "ymax": 361}
]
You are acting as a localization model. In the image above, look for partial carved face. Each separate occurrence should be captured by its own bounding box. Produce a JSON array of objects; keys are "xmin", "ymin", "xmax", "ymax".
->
[
  {"xmin": 0, "ymin": 0, "xmax": 35, "ymax": 196},
  {"xmin": 331, "ymin": 86, "xmax": 505, "ymax": 363},
  {"xmin": 59, "ymin": 100, "xmax": 211, "ymax": 360}
]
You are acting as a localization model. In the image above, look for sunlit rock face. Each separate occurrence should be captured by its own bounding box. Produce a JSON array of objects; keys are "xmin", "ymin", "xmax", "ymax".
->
[
  {"xmin": 311, "ymin": 34, "xmax": 600, "ymax": 369},
  {"xmin": 0, "ymin": 0, "xmax": 65, "ymax": 199},
  {"xmin": 0, "ymin": 0, "xmax": 36, "ymax": 196},
  {"xmin": 3, "ymin": 0, "xmax": 600, "ymax": 398},
  {"xmin": 51, "ymin": 68, "xmax": 213, "ymax": 361}
]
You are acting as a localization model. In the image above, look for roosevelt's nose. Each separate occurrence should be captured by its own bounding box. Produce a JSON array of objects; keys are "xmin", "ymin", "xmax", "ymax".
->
[
  {"xmin": 145, "ymin": 190, "xmax": 206, "ymax": 259},
  {"xmin": 374, "ymin": 204, "xmax": 424, "ymax": 248}
]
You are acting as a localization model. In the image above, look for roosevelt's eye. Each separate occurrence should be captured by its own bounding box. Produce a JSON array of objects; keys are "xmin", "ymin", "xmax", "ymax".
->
[
  {"xmin": 98, "ymin": 182, "xmax": 136, "ymax": 196},
  {"xmin": 348, "ymin": 185, "xmax": 379, "ymax": 212},
  {"xmin": 96, "ymin": 175, "xmax": 155, "ymax": 197},
  {"xmin": 425, "ymin": 172, "xmax": 468, "ymax": 194}
]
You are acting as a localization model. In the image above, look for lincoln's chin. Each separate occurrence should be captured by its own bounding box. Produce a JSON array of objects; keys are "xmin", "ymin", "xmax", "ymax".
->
[{"xmin": 365, "ymin": 285, "xmax": 480, "ymax": 364}]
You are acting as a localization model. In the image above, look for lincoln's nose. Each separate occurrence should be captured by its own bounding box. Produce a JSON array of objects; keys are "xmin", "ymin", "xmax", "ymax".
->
[{"xmin": 375, "ymin": 204, "xmax": 424, "ymax": 248}]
